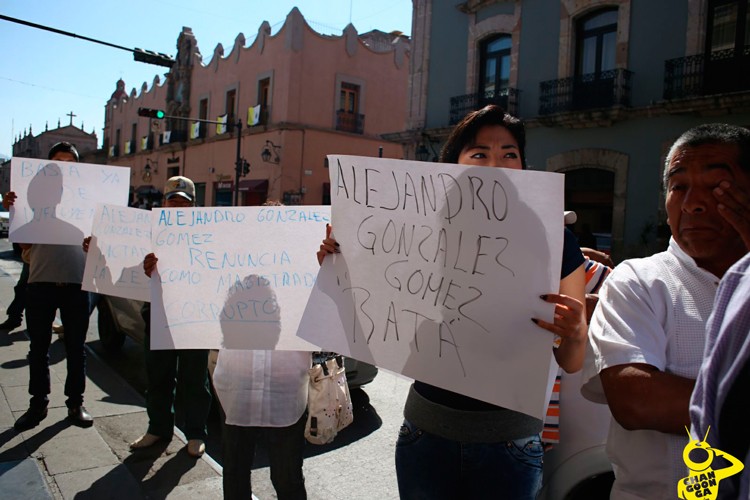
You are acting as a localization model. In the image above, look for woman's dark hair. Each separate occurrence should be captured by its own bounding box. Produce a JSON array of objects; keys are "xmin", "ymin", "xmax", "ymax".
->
[
  {"xmin": 439, "ymin": 105, "xmax": 527, "ymax": 169},
  {"xmin": 48, "ymin": 141, "xmax": 80, "ymax": 162}
]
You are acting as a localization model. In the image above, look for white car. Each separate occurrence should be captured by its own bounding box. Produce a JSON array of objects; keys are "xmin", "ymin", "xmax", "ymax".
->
[{"xmin": 0, "ymin": 210, "xmax": 8, "ymax": 235}]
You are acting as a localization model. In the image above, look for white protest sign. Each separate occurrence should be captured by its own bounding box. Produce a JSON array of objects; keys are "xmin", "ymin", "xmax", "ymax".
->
[
  {"xmin": 149, "ymin": 206, "xmax": 329, "ymax": 350},
  {"xmin": 9, "ymin": 157, "xmax": 130, "ymax": 245},
  {"xmin": 298, "ymin": 155, "xmax": 564, "ymax": 420},
  {"xmin": 82, "ymin": 204, "xmax": 152, "ymax": 301}
]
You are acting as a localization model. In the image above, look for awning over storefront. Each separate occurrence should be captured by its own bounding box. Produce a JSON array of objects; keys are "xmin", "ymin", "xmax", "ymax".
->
[
  {"xmin": 135, "ymin": 185, "xmax": 162, "ymax": 196},
  {"xmin": 239, "ymin": 179, "xmax": 268, "ymax": 192}
]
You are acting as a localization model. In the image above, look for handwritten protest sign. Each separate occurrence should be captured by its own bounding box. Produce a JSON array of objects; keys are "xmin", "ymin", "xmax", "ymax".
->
[
  {"xmin": 298, "ymin": 156, "xmax": 565, "ymax": 419},
  {"xmin": 9, "ymin": 157, "xmax": 130, "ymax": 245},
  {"xmin": 149, "ymin": 206, "xmax": 329, "ymax": 350},
  {"xmin": 82, "ymin": 204, "xmax": 152, "ymax": 301}
]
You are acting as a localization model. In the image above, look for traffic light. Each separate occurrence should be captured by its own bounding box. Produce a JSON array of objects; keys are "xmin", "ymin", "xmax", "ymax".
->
[
  {"xmin": 133, "ymin": 48, "xmax": 175, "ymax": 68},
  {"xmin": 138, "ymin": 107, "xmax": 165, "ymax": 119},
  {"xmin": 242, "ymin": 159, "xmax": 250, "ymax": 176}
]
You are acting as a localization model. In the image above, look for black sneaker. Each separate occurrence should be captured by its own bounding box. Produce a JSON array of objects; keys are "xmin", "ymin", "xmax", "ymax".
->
[
  {"xmin": 0, "ymin": 318, "xmax": 22, "ymax": 331},
  {"xmin": 14, "ymin": 406, "xmax": 48, "ymax": 431}
]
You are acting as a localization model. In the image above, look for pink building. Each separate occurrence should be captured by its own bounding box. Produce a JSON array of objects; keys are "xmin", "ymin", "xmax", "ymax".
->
[{"xmin": 103, "ymin": 8, "xmax": 410, "ymax": 207}]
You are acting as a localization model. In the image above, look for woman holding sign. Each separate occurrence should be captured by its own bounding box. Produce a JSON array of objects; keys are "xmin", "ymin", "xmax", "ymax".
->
[{"xmin": 317, "ymin": 105, "xmax": 587, "ymax": 499}]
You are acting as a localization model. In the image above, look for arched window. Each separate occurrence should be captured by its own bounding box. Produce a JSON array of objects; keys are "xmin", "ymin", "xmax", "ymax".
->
[
  {"xmin": 479, "ymin": 35, "xmax": 512, "ymax": 96},
  {"xmin": 576, "ymin": 8, "xmax": 618, "ymax": 76},
  {"xmin": 571, "ymin": 8, "xmax": 622, "ymax": 110}
]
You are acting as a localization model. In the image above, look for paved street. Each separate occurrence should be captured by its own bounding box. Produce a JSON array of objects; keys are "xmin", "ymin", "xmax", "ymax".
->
[{"xmin": 0, "ymin": 238, "xmax": 411, "ymax": 499}]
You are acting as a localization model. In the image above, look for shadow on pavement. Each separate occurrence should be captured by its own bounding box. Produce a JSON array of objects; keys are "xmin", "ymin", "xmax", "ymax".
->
[
  {"xmin": 0, "ymin": 420, "xmax": 69, "ymax": 463},
  {"xmin": 249, "ymin": 387, "xmax": 383, "ymax": 469},
  {"xmin": 73, "ymin": 440, "xmax": 205, "ymax": 499}
]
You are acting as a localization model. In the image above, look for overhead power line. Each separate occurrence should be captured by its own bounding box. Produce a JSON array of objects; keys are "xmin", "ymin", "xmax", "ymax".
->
[{"xmin": 0, "ymin": 14, "xmax": 175, "ymax": 67}]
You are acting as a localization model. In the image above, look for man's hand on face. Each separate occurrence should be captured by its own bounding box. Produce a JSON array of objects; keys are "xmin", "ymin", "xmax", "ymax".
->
[{"xmin": 714, "ymin": 179, "xmax": 750, "ymax": 251}]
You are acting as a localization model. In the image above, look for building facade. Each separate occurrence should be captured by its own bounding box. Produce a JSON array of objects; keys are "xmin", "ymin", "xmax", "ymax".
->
[
  {"xmin": 390, "ymin": 0, "xmax": 750, "ymax": 260},
  {"xmin": 104, "ymin": 8, "xmax": 409, "ymax": 208},
  {"xmin": 2, "ymin": 121, "xmax": 99, "ymax": 193}
]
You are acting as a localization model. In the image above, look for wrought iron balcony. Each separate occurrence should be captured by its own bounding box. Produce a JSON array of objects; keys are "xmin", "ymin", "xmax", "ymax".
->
[
  {"xmin": 161, "ymin": 129, "xmax": 187, "ymax": 144},
  {"xmin": 336, "ymin": 110, "xmax": 365, "ymax": 134},
  {"xmin": 664, "ymin": 54, "xmax": 705, "ymax": 99},
  {"xmin": 449, "ymin": 88, "xmax": 519, "ymax": 124},
  {"xmin": 664, "ymin": 48, "xmax": 750, "ymax": 99},
  {"xmin": 539, "ymin": 69, "xmax": 633, "ymax": 115}
]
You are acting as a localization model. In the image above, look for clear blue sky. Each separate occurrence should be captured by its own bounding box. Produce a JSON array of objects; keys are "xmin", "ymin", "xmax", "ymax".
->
[{"xmin": 0, "ymin": 1, "xmax": 412, "ymax": 158}]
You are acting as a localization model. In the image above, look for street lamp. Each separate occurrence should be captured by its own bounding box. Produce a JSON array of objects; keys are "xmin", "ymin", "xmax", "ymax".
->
[
  {"xmin": 261, "ymin": 140, "xmax": 281, "ymax": 164},
  {"xmin": 144, "ymin": 159, "xmax": 158, "ymax": 175}
]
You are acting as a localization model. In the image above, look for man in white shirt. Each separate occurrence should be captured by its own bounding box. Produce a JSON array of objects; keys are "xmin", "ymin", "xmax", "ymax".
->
[{"xmin": 586, "ymin": 123, "xmax": 750, "ymax": 499}]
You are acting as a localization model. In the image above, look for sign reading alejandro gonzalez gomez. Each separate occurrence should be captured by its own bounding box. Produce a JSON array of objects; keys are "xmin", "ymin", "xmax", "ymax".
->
[{"xmin": 299, "ymin": 155, "xmax": 565, "ymax": 420}]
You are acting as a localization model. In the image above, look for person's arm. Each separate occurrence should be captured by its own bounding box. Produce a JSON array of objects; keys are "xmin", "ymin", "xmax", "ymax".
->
[
  {"xmin": 581, "ymin": 247, "xmax": 614, "ymax": 267},
  {"xmin": 4, "ymin": 191, "xmax": 32, "ymax": 250},
  {"xmin": 143, "ymin": 253, "xmax": 158, "ymax": 277},
  {"xmin": 600, "ymin": 363, "xmax": 694, "ymax": 434}
]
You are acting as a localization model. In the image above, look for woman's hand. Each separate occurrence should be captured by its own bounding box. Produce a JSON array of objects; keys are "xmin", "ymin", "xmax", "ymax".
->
[
  {"xmin": 82, "ymin": 236, "xmax": 92, "ymax": 253},
  {"xmin": 544, "ymin": 264, "xmax": 588, "ymax": 373},
  {"xmin": 532, "ymin": 293, "xmax": 587, "ymax": 344},
  {"xmin": 316, "ymin": 224, "xmax": 339, "ymax": 266},
  {"xmin": 143, "ymin": 253, "xmax": 158, "ymax": 277}
]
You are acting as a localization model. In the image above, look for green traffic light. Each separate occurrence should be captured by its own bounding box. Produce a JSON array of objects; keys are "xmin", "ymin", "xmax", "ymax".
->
[{"xmin": 156, "ymin": 110, "xmax": 165, "ymax": 119}]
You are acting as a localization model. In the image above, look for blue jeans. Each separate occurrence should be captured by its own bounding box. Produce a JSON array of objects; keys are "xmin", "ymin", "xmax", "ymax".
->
[
  {"xmin": 26, "ymin": 283, "xmax": 89, "ymax": 409},
  {"xmin": 395, "ymin": 419, "xmax": 543, "ymax": 500}
]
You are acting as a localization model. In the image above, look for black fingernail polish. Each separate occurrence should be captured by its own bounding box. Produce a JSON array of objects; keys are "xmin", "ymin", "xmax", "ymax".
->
[
  {"xmin": 531, "ymin": 318, "xmax": 539, "ymax": 325},
  {"xmin": 539, "ymin": 294, "xmax": 548, "ymax": 300}
]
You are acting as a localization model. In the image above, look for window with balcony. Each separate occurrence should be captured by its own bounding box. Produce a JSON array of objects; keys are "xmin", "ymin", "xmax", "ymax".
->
[
  {"xmin": 336, "ymin": 82, "xmax": 364, "ymax": 134},
  {"xmin": 539, "ymin": 7, "xmax": 632, "ymax": 115},
  {"xmin": 704, "ymin": 0, "xmax": 750, "ymax": 93},
  {"xmin": 257, "ymin": 78, "xmax": 270, "ymax": 125},
  {"xmin": 573, "ymin": 9, "xmax": 619, "ymax": 109},
  {"xmin": 225, "ymin": 89, "xmax": 236, "ymax": 130},
  {"xmin": 113, "ymin": 128, "xmax": 121, "ymax": 157},
  {"xmin": 451, "ymin": 35, "xmax": 518, "ymax": 124},
  {"xmin": 198, "ymin": 97, "xmax": 208, "ymax": 138},
  {"xmin": 480, "ymin": 35, "xmax": 511, "ymax": 98},
  {"xmin": 129, "ymin": 123, "xmax": 137, "ymax": 155}
]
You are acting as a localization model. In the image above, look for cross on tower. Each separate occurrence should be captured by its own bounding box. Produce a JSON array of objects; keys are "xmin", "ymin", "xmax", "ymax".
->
[{"xmin": 66, "ymin": 111, "xmax": 76, "ymax": 125}]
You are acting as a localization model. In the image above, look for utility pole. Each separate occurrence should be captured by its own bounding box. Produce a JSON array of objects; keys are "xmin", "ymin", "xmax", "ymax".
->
[{"xmin": 234, "ymin": 120, "xmax": 243, "ymax": 206}]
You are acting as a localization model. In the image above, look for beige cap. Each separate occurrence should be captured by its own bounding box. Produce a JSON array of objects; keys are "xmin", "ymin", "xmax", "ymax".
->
[{"xmin": 164, "ymin": 176, "xmax": 195, "ymax": 201}]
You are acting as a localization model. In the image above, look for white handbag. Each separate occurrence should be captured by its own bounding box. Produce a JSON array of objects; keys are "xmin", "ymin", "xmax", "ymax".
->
[{"xmin": 304, "ymin": 354, "xmax": 354, "ymax": 445}]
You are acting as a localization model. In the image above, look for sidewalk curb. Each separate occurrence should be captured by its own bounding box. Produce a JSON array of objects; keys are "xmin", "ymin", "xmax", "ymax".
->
[{"xmin": 83, "ymin": 341, "xmax": 223, "ymax": 474}]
